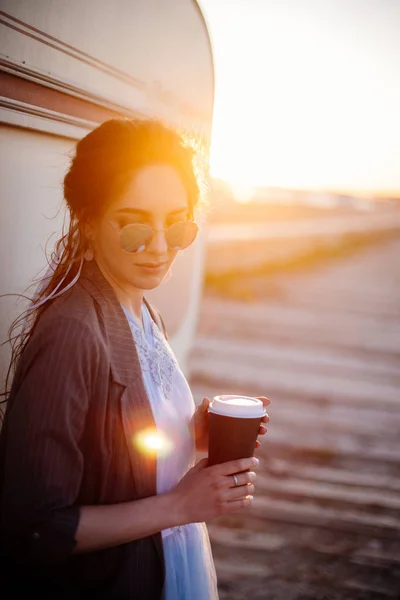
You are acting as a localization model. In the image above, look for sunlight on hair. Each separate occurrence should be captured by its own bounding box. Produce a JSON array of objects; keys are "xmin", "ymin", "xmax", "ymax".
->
[
  {"xmin": 134, "ymin": 428, "xmax": 173, "ymax": 458},
  {"xmin": 179, "ymin": 127, "xmax": 210, "ymax": 212}
]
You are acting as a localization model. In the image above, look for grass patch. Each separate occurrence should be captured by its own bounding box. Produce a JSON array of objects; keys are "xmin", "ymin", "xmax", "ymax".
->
[{"xmin": 205, "ymin": 229, "xmax": 400, "ymax": 299}]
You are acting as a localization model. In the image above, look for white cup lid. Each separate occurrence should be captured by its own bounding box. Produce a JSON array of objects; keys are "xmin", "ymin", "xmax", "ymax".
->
[{"xmin": 209, "ymin": 395, "xmax": 266, "ymax": 419}]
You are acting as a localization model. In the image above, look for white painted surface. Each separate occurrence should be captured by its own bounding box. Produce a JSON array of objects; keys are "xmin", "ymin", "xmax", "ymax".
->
[
  {"xmin": 0, "ymin": 1, "xmax": 214, "ymax": 385},
  {"xmin": 0, "ymin": 126, "xmax": 73, "ymax": 378},
  {"xmin": 0, "ymin": 0, "xmax": 213, "ymax": 133}
]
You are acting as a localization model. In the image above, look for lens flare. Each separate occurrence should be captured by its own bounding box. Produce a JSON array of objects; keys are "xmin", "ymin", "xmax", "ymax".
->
[
  {"xmin": 134, "ymin": 428, "xmax": 173, "ymax": 457},
  {"xmin": 144, "ymin": 433, "xmax": 164, "ymax": 449}
]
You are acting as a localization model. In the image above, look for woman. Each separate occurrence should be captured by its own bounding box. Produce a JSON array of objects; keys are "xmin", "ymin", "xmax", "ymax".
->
[{"xmin": 0, "ymin": 119, "xmax": 269, "ymax": 599}]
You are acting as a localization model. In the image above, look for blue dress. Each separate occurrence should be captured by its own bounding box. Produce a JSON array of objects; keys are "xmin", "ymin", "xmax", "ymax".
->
[{"xmin": 122, "ymin": 304, "xmax": 218, "ymax": 600}]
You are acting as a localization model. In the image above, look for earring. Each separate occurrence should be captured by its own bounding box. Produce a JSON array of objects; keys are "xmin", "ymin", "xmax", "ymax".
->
[{"xmin": 84, "ymin": 247, "xmax": 94, "ymax": 261}]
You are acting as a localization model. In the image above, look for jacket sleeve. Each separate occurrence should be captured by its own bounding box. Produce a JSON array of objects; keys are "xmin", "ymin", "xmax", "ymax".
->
[{"xmin": 0, "ymin": 317, "xmax": 99, "ymax": 565}]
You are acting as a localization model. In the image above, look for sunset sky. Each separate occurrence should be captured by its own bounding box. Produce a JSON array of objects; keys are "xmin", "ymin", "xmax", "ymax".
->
[{"xmin": 199, "ymin": 0, "xmax": 400, "ymax": 196}]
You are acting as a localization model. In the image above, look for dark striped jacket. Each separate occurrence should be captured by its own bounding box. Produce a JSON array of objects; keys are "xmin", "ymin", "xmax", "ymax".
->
[{"xmin": 0, "ymin": 260, "xmax": 168, "ymax": 599}]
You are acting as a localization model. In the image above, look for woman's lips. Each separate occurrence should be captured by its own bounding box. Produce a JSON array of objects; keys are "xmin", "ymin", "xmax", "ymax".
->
[{"xmin": 137, "ymin": 262, "xmax": 167, "ymax": 274}]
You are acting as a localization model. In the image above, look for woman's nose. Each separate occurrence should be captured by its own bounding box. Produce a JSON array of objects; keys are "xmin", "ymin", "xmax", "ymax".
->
[{"xmin": 147, "ymin": 228, "xmax": 168, "ymax": 255}]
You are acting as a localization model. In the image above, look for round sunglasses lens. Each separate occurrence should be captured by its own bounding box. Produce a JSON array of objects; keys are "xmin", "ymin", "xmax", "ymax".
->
[
  {"xmin": 166, "ymin": 221, "xmax": 198, "ymax": 250},
  {"xmin": 120, "ymin": 224, "xmax": 152, "ymax": 253}
]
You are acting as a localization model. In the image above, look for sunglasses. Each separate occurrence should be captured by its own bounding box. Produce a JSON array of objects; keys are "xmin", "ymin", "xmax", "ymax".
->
[{"xmin": 116, "ymin": 220, "xmax": 198, "ymax": 254}]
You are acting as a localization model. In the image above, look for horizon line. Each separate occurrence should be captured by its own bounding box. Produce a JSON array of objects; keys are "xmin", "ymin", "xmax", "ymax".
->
[{"xmin": 211, "ymin": 179, "xmax": 400, "ymax": 199}]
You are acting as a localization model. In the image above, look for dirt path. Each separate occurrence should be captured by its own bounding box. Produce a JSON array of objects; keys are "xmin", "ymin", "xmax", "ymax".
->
[{"xmin": 189, "ymin": 236, "xmax": 400, "ymax": 600}]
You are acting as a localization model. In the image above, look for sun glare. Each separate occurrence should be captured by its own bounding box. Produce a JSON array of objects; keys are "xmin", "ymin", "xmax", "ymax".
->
[
  {"xmin": 201, "ymin": 0, "xmax": 400, "ymax": 196},
  {"xmin": 231, "ymin": 183, "xmax": 254, "ymax": 203},
  {"xmin": 134, "ymin": 429, "xmax": 173, "ymax": 457}
]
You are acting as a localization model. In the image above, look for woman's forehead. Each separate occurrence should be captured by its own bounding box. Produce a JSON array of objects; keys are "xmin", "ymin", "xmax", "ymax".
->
[{"xmin": 111, "ymin": 164, "xmax": 188, "ymax": 215}]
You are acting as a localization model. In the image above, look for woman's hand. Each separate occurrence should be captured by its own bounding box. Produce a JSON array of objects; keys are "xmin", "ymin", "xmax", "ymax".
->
[
  {"xmin": 255, "ymin": 396, "xmax": 270, "ymax": 449},
  {"xmin": 192, "ymin": 395, "xmax": 271, "ymax": 452},
  {"xmin": 192, "ymin": 397, "xmax": 211, "ymax": 452},
  {"xmin": 170, "ymin": 457, "xmax": 258, "ymax": 525}
]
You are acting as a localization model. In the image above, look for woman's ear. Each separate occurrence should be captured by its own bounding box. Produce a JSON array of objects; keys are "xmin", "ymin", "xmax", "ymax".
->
[{"xmin": 82, "ymin": 219, "xmax": 96, "ymax": 243}]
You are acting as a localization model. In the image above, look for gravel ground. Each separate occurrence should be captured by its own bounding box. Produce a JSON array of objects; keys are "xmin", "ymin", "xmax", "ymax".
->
[{"xmin": 189, "ymin": 236, "xmax": 400, "ymax": 600}]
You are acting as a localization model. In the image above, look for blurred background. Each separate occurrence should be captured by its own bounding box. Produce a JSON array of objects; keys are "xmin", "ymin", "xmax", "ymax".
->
[{"xmin": 192, "ymin": 1, "xmax": 400, "ymax": 598}]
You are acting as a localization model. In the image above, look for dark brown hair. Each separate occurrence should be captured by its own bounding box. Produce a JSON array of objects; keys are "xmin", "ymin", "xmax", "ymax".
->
[{"xmin": 2, "ymin": 118, "xmax": 203, "ymax": 407}]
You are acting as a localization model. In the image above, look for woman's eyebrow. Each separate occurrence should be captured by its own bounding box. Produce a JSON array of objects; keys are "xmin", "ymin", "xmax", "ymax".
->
[{"xmin": 115, "ymin": 207, "xmax": 188, "ymax": 216}]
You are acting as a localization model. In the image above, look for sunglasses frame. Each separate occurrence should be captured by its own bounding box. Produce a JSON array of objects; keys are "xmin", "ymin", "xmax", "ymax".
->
[{"xmin": 109, "ymin": 219, "xmax": 198, "ymax": 254}]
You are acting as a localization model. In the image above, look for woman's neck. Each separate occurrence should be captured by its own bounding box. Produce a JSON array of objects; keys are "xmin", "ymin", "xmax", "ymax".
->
[{"xmin": 95, "ymin": 259, "xmax": 144, "ymax": 321}]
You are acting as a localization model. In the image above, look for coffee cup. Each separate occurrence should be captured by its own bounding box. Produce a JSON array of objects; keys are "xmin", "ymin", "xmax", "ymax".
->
[{"xmin": 207, "ymin": 395, "xmax": 266, "ymax": 467}]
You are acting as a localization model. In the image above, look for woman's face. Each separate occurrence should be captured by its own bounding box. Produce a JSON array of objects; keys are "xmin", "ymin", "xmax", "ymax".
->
[{"xmin": 90, "ymin": 164, "xmax": 190, "ymax": 291}]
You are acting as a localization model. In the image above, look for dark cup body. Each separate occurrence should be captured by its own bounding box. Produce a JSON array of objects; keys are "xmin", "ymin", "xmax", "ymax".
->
[{"xmin": 208, "ymin": 412, "xmax": 261, "ymax": 467}]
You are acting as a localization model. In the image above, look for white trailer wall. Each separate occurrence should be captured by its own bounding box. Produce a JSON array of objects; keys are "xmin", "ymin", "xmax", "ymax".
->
[{"xmin": 0, "ymin": 0, "xmax": 214, "ymax": 383}]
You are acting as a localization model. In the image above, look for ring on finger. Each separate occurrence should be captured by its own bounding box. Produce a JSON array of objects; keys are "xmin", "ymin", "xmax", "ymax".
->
[{"xmin": 232, "ymin": 474, "xmax": 239, "ymax": 487}]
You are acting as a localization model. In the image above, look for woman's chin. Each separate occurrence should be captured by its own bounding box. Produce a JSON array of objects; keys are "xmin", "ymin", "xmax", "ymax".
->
[{"xmin": 132, "ymin": 271, "xmax": 168, "ymax": 290}]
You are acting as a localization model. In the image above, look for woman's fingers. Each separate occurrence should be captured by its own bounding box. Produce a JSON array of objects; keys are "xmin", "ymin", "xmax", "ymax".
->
[
  {"xmin": 221, "ymin": 471, "xmax": 256, "ymax": 501},
  {"xmin": 258, "ymin": 425, "xmax": 267, "ymax": 436},
  {"xmin": 257, "ymin": 396, "xmax": 270, "ymax": 407},
  {"xmin": 201, "ymin": 397, "xmax": 211, "ymax": 411},
  {"xmin": 261, "ymin": 413, "xmax": 270, "ymax": 424},
  {"xmin": 224, "ymin": 483, "xmax": 255, "ymax": 502},
  {"xmin": 228, "ymin": 471, "xmax": 256, "ymax": 487},
  {"xmin": 216, "ymin": 457, "xmax": 258, "ymax": 477},
  {"xmin": 224, "ymin": 496, "xmax": 253, "ymax": 512}
]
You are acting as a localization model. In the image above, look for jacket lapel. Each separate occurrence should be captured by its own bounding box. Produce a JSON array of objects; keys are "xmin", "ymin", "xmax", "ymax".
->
[
  {"xmin": 77, "ymin": 261, "xmax": 165, "ymax": 568},
  {"xmin": 78, "ymin": 261, "xmax": 141, "ymax": 386},
  {"xmin": 78, "ymin": 261, "xmax": 157, "ymax": 495}
]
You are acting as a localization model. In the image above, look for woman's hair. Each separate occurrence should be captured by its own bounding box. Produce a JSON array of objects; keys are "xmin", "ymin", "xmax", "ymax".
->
[{"xmin": 2, "ymin": 118, "xmax": 204, "ymax": 405}]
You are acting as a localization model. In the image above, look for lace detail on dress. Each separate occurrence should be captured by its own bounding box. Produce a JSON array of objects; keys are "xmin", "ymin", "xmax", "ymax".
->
[{"xmin": 125, "ymin": 310, "xmax": 178, "ymax": 401}]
